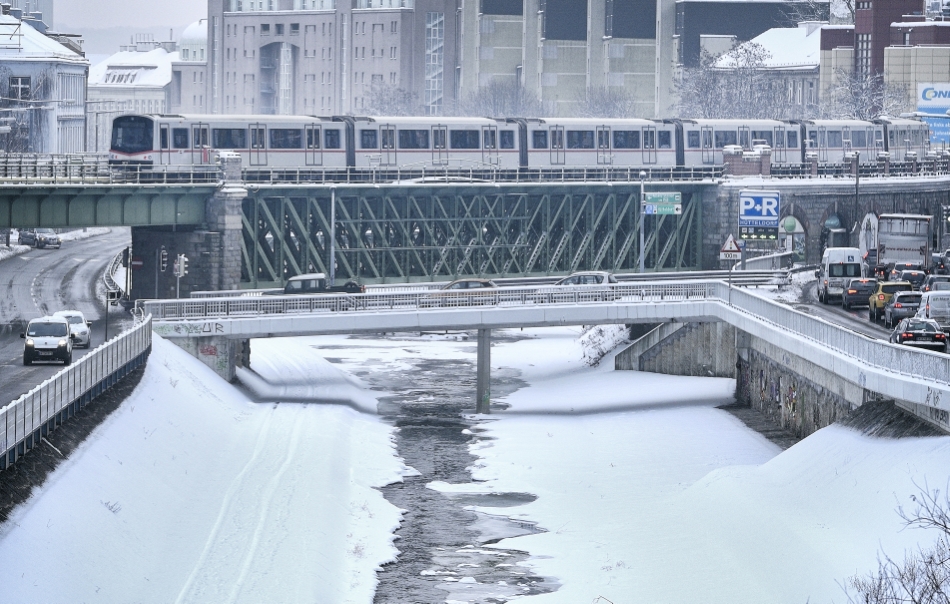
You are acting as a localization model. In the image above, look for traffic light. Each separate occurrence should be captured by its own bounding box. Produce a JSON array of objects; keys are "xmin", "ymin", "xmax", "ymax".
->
[
  {"xmin": 160, "ymin": 248, "xmax": 168, "ymax": 272},
  {"xmin": 177, "ymin": 253, "xmax": 189, "ymax": 277}
]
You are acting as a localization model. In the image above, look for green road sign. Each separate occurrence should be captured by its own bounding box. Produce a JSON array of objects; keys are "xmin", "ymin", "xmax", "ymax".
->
[{"xmin": 644, "ymin": 192, "xmax": 682, "ymax": 204}]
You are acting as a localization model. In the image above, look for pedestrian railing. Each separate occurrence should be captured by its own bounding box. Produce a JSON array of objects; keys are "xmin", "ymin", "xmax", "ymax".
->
[{"xmin": 0, "ymin": 315, "xmax": 153, "ymax": 471}]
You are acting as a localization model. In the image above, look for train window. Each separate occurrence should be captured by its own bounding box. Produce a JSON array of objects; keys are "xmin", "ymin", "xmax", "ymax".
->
[
  {"xmin": 484, "ymin": 129, "xmax": 497, "ymax": 150},
  {"xmin": 827, "ymin": 131, "xmax": 843, "ymax": 148},
  {"xmin": 687, "ymin": 131, "xmax": 700, "ymax": 149},
  {"xmin": 398, "ymin": 129, "xmax": 429, "ymax": 149},
  {"xmin": 360, "ymin": 130, "xmax": 378, "ymax": 149},
  {"xmin": 658, "ymin": 131, "xmax": 671, "ymax": 149},
  {"xmin": 807, "ymin": 131, "xmax": 818, "ymax": 148},
  {"xmin": 192, "ymin": 127, "xmax": 209, "ymax": 148},
  {"xmin": 751, "ymin": 131, "xmax": 773, "ymax": 146},
  {"xmin": 270, "ymin": 129, "xmax": 303, "ymax": 149},
  {"xmin": 250, "ymin": 127, "xmax": 265, "ymax": 149},
  {"xmin": 381, "ymin": 129, "xmax": 394, "ymax": 149},
  {"xmin": 713, "ymin": 130, "xmax": 737, "ymax": 148},
  {"xmin": 613, "ymin": 130, "xmax": 640, "ymax": 149},
  {"xmin": 500, "ymin": 130, "xmax": 515, "ymax": 149},
  {"xmin": 739, "ymin": 130, "xmax": 749, "ymax": 148},
  {"xmin": 433, "ymin": 128, "xmax": 446, "ymax": 150},
  {"xmin": 307, "ymin": 128, "xmax": 321, "ymax": 149},
  {"xmin": 450, "ymin": 130, "xmax": 480, "ymax": 149},
  {"xmin": 787, "ymin": 131, "xmax": 798, "ymax": 148},
  {"xmin": 643, "ymin": 130, "xmax": 655, "ymax": 149},
  {"xmin": 172, "ymin": 128, "xmax": 189, "ymax": 149},
  {"xmin": 532, "ymin": 130, "xmax": 548, "ymax": 149},
  {"xmin": 213, "ymin": 128, "xmax": 248, "ymax": 148},
  {"xmin": 597, "ymin": 130, "xmax": 609, "ymax": 149},
  {"xmin": 325, "ymin": 129, "xmax": 341, "ymax": 149},
  {"xmin": 567, "ymin": 131, "xmax": 594, "ymax": 149},
  {"xmin": 160, "ymin": 129, "xmax": 168, "ymax": 150},
  {"xmin": 852, "ymin": 131, "xmax": 867, "ymax": 147}
]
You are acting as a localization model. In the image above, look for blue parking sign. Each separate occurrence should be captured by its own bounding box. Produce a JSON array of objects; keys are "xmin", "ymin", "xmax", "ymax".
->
[{"xmin": 739, "ymin": 190, "xmax": 780, "ymax": 241}]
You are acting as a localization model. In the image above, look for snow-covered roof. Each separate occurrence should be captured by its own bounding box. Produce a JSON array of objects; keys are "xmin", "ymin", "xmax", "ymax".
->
[
  {"xmin": 821, "ymin": 24, "xmax": 855, "ymax": 29},
  {"xmin": 88, "ymin": 48, "xmax": 177, "ymax": 88},
  {"xmin": 891, "ymin": 20, "xmax": 950, "ymax": 26},
  {"xmin": 715, "ymin": 22, "xmax": 823, "ymax": 71},
  {"xmin": 0, "ymin": 14, "xmax": 85, "ymax": 62}
]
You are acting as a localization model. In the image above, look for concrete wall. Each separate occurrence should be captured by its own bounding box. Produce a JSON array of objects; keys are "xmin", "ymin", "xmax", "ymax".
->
[{"xmin": 614, "ymin": 321, "xmax": 737, "ymax": 377}]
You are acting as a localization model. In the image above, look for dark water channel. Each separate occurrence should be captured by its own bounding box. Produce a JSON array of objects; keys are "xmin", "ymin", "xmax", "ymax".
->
[{"xmin": 324, "ymin": 333, "xmax": 559, "ymax": 603}]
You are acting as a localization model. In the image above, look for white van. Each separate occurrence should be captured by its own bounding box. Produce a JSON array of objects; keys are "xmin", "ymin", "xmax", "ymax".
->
[
  {"xmin": 917, "ymin": 291, "xmax": 950, "ymax": 332},
  {"xmin": 817, "ymin": 247, "xmax": 863, "ymax": 303}
]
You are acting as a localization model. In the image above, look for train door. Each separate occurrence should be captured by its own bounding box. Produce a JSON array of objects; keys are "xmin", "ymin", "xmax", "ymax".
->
[
  {"xmin": 701, "ymin": 126, "xmax": 714, "ymax": 164},
  {"xmin": 818, "ymin": 126, "xmax": 828, "ymax": 162},
  {"xmin": 191, "ymin": 122, "xmax": 210, "ymax": 164},
  {"xmin": 842, "ymin": 126, "xmax": 852, "ymax": 162},
  {"xmin": 249, "ymin": 123, "xmax": 267, "ymax": 166},
  {"xmin": 482, "ymin": 125, "xmax": 499, "ymax": 165},
  {"xmin": 432, "ymin": 125, "xmax": 447, "ymax": 165},
  {"xmin": 380, "ymin": 125, "xmax": 396, "ymax": 166},
  {"xmin": 773, "ymin": 126, "xmax": 786, "ymax": 163},
  {"xmin": 549, "ymin": 126, "xmax": 565, "ymax": 165},
  {"xmin": 305, "ymin": 123, "xmax": 322, "ymax": 166},
  {"xmin": 642, "ymin": 126, "xmax": 657, "ymax": 164},
  {"xmin": 874, "ymin": 127, "xmax": 884, "ymax": 154},
  {"xmin": 158, "ymin": 123, "xmax": 171, "ymax": 165},
  {"xmin": 739, "ymin": 126, "xmax": 751, "ymax": 150},
  {"xmin": 596, "ymin": 126, "xmax": 611, "ymax": 165}
]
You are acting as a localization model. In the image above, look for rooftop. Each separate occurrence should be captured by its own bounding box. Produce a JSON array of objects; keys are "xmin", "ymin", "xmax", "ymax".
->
[
  {"xmin": 0, "ymin": 14, "xmax": 86, "ymax": 62},
  {"xmin": 88, "ymin": 48, "xmax": 177, "ymax": 88},
  {"xmin": 715, "ymin": 21, "xmax": 823, "ymax": 70}
]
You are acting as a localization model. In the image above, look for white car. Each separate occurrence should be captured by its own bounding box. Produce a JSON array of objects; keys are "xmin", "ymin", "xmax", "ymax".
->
[
  {"xmin": 21, "ymin": 316, "xmax": 74, "ymax": 365},
  {"xmin": 53, "ymin": 309, "xmax": 92, "ymax": 348},
  {"xmin": 555, "ymin": 271, "xmax": 618, "ymax": 286}
]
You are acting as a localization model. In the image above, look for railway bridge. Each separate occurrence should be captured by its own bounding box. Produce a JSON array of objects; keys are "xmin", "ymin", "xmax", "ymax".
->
[{"xmin": 0, "ymin": 154, "xmax": 949, "ymax": 299}]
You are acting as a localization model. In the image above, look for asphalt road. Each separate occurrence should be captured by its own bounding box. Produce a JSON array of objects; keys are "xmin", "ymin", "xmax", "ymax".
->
[{"xmin": 0, "ymin": 229, "xmax": 132, "ymax": 406}]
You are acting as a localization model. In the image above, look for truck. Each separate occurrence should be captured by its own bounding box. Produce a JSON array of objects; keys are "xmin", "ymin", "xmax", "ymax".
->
[{"xmin": 860, "ymin": 213, "xmax": 932, "ymax": 279}]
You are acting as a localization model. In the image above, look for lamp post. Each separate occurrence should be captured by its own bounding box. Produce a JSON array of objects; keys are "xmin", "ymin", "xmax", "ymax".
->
[
  {"xmin": 329, "ymin": 188, "xmax": 336, "ymax": 286},
  {"xmin": 639, "ymin": 170, "xmax": 647, "ymax": 273}
]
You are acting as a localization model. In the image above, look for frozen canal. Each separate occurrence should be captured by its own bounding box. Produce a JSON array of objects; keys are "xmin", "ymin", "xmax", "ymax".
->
[{"xmin": 1, "ymin": 325, "xmax": 950, "ymax": 603}]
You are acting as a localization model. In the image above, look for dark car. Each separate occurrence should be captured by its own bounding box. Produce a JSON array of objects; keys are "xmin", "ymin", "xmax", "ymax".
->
[
  {"xmin": 884, "ymin": 291, "xmax": 922, "ymax": 327},
  {"xmin": 270, "ymin": 273, "xmax": 365, "ymax": 295},
  {"xmin": 899, "ymin": 270, "xmax": 927, "ymax": 290},
  {"xmin": 921, "ymin": 274, "xmax": 950, "ymax": 292},
  {"xmin": 889, "ymin": 318, "xmax": 947, "ymax": 353},
  {"xmin": 841, "ymin": 278, "xmax": 878, "ymax": 310},
  {"xmin": 18, "ymin": 228, "xmax": 61, "ymax": 249},
  {"xmin": 888, "ymin": 262, "xmax": 923, "ymax": 281},
  {"xmin": 932, "ymin": 253, "xmax": 948, "ymax": 275}
]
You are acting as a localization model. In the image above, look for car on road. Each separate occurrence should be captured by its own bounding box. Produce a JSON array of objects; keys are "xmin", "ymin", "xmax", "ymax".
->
[
  {"xmin": 888, "ymin": 262, "xmax": 923, "ymax": 281},
  {"xmin": 53, "ymin": 309, "xmax": 92, "ymax": 348},
  {"xmin": 17, "ymin": 228, "xmax": 61, "ymax": 249},
  {"xmin": 421, "ymin": 278, "xmax": 498, "ymax": 308},
  {"xmin": 931, "ymin": 253, "xmax": 948, "ymax": 275},
  {"xmin": 916, "ymin": 291, "xmax": 950, "ymax": 332},
  {"xmin": 841, "ymin": 278, "xmax": 877, "ymax": 310},
  {"xmin": 921, "ymin": 274, "xmax": 950, "ymax": 292},
  {"xmin": 899, "ymin": 270, "xmax": 927, "ymax": 290},
  {"xmin": 889, "ymin": 318, "xmax": 947, "ymax": 353},
  {"xmin": 554, "ymin": 271, "xmax": 619, "ymax": 286},
  {"xmin": 869, "ymin": 281, "xmax": 913, "ymax": 322},
  {"xmin": 883, "ymin": 291, "xmax": 922, "ymax": 327},
  {"xmin": 21, "ymin": 316, "xmax": 74, "ymax": 365},
  {"xmin": 271, "ymin": 273, "xmax": 366, "ymax": 295}
]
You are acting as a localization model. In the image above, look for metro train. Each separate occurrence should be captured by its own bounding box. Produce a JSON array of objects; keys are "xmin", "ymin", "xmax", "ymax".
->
[{"xmin": 109, "ymin": 113, "xmax": 933, "ymax": 172}]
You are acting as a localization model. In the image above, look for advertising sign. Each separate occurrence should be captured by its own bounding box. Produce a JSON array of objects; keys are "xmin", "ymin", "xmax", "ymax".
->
[
  {"xmin": 917, "ymin": 84, "xmax": 950, "ymax": 145},
  {"xmin": 738, "ymin": 190, "xmax": 780, "ymax": 241}
]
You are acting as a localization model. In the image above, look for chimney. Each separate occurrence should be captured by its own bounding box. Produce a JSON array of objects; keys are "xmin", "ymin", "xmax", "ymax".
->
[
  {"xmin": 9, "ymin": 7, "xmax": 20, "ymax": 19},
  {"xmin": 0, "ymin": 4, "xmax": 10, "ymax": 16}
]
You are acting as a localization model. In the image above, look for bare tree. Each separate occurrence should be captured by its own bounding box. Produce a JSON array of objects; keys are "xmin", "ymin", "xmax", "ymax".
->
[
  {"xmin": 575, "ymin": 86, "xmax": 638, "ymax": 118},
  {"xmin": 0, "ymin": 66, "xmax": 53, "ymax": 153},
  {"xmin": 844, "ymin": 482, "xmax": 950, "ymax": 603},
  {"xmin": 822, "ymin": 68, "xmax": 910, "ymax": 120},
  {"xmin": 362, "ymin": 82, "xmax": 421, "ymax": 116},
  {"xmin": 457, "ymin": 78, "xmax": 541, "ymax": 117}
]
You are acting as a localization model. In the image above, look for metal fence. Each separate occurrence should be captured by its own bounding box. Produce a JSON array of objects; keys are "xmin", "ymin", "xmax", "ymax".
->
[{"xmin": 0, "ymin": 316, "xmax": 153, "ymax": 471}]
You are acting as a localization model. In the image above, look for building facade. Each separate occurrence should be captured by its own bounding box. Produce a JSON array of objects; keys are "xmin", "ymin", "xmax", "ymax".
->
[{"xmin": 0, "ymin": 9, "xmax": 87, "ymax": 154}]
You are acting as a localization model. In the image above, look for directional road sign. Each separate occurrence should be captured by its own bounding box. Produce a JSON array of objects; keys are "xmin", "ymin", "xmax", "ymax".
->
[{"xmin": 643, "ymin": 191, "xmax": 682, "ymax": 215}]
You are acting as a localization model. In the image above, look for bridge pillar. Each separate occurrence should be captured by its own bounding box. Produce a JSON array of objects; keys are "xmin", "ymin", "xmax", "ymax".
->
[
  {"xmin": 173, "ymin": 336, "xmax": 239, "ymax": 382},
  {"xmin": 476, "ymin": 328, "xmax": 491, "ymax": 414}
]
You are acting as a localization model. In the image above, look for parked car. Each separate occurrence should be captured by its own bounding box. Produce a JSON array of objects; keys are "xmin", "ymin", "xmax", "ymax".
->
[
  {"xmin": 916, "ymin": 291, "xmax": 950, "ymax": 332},
  {"xmin": 899, "ymin": 269, "xmax": 927, "ymax": 290},
  {"xmin": 869, "ymin": 281, "xmax": 913, "ymax": 322},
  {"xmin": 18, "ymin": 228, "xmax": 61, "ymax": 249},
  {"xmin": 841, "ymin": 278, "xmax": 878, "ymax": 310},
  {"xmin": 554, "ymin": 271, "xmax": 618, "ymax": 286},
  {"xmin": 883, "ymin": 291, "xmax": 922, "ymax": 327},
  {"xmin": 889, "ymin": 318, "xmax": 947, "ymax": 353},
  {"xmin": 21, "ymin": 316, "xmax": 74, "ymax": 365},
  {"xmin": 53, "ymin": 309, "xmax": 92, "ymax": 348},
  {"xmin": 421, "ymin": 278, "xmax": 498, "ymax": 308},
  {"xmin": 921, "ymin": 274, "xmax": 950, "ymax": 292}
]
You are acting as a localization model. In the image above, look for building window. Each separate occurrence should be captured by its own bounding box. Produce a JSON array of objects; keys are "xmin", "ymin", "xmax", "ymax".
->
[
  {"xmin": 9, "ymin": 76, "xmax": 30, "ymax": 100},
  {"xmin": 424, "ymin": 12, "xmax": 444, "ymax": 115},
  {"xmin": 904, "ymin": 32, "xmax": 911, "ymax": 45},
  {"xmin": 262, "ymin": 24, "xmax": 270, "ymax": 35},
  {"xmin": 291, "ymin": 23, "xmax": 299, "ymax": 35},
  {"xmin": 276, "ymin": 23, "xmax": 285, "ymax": 35},
  {"xmin": 856, "ymin": 33, "xmax": 871, "ymax": 76}
]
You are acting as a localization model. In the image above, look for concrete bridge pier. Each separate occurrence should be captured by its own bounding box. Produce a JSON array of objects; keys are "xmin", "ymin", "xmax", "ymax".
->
[
  {"xmin": 175, "ymin": 335, "xmax": 240, "ymax": 382},
  {"xmin": 476, "ymin": 328, "xmax": 491, "ymax": 414}
]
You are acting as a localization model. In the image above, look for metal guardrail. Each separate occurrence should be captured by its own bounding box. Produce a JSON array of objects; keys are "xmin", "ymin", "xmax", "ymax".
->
[
  {"xmin": 147, "ymin": 279, "xmax": 950, "ymax": 398},
  {"xmin": 104, "ymin": 249, "xmax": 123, "ymax": 293},
  {"xmin": 0, "ymin": 315, "xmax": 153, "ymax": 471},
  {"xmin": 187, "ymin": 269, "xmax": 789, "ymax": 299}
]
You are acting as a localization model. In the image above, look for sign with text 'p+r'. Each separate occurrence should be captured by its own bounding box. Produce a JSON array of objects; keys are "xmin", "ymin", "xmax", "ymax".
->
[{"xmin": 738, "ymin": 190, "xmax": 780, "ymax": 241}]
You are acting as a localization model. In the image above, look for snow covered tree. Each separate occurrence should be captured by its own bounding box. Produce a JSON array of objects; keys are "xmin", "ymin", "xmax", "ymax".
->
[
  {"xmin": 575, "ymin": 86, "xmax": 638, "ymax": 118},
  {"xmin": 362, "ymin": 82, "xmax": 421, "ymax": 116},
  {"xmin": 456, "ymin": 79, "xmax": 541, "ymax": 118},
  {"xmin": 822, "ymin": 68, "xmax": 910, "ymax": 120}
]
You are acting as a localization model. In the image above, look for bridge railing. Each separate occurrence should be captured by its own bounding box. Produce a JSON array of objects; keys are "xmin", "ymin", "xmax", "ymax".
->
[{"xmin": 0, "ymin": 316, "xmax": 153, "ymax": 471}]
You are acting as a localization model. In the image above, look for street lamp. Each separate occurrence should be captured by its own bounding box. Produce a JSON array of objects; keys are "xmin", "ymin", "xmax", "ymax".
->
[{"xmin": 639, "ymin": 170, "xmax": 647, "ymax": 273}]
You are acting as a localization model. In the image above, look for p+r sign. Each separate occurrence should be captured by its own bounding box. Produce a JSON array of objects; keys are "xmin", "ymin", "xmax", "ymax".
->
[{"xmin": 738, "ymin": 190, "xmax": 781, "ymax": 241}]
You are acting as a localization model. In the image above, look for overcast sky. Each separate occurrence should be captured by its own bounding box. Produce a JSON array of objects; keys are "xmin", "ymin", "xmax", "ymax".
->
[{"xmin": 58, "ymin": 0, "xmax": 207, "ymax": 30}]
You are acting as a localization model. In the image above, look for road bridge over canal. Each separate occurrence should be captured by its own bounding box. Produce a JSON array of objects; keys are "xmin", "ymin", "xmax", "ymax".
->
[{"xmin": 142, "ymin": 280, "xmax": 950, "ymax": 437}]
